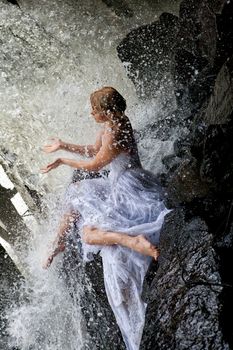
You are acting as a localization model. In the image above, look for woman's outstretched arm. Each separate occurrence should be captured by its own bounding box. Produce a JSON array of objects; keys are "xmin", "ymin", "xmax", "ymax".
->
[
  {"xmin": 42, "ymin": 129, "xmax": 104, "ymax": 157},
  {"xmin": 41, "ymin": 132, "xmax": 120, "ymax": 173}
]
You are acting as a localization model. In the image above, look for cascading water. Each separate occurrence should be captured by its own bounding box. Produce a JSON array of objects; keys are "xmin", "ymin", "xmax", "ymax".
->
[
  {"xmin": 0, "ymin": 1, "xmax": 183, "ymax": 349},
  {"xmin": 4, "ymin": 208, "xmax": 87, "ymax": 350}
]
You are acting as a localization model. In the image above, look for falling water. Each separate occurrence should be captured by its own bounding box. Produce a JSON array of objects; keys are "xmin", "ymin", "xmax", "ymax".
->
[{"xmin": 0, "ymin": 1, "xmax": 182, "ymax": 349}]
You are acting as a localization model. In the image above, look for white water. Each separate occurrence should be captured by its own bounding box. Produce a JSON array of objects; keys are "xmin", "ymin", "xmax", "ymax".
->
[
  {"xmin": 6, "ymin": 221, "xmax": 84, "ymax": 350},
  {"xmin": 0, "ymin": 1, "xmax": 182, "ymax": 349}
]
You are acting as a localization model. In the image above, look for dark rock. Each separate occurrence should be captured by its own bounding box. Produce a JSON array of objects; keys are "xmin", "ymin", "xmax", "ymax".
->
[
  {"xmin": 101, "ymin": 0, "xmax": 133, "ymax": 17},
  {"xmin": 165, "ymin": 157, "xmax": 210, "ymax": 205},
  {"xmin": 178, "ymin": 0, "xmax": 218, "ymax": 66},
  {"xmin": 163, "ymin": 116, "xmax": 233, "ymax": 205},
  {"xmin": 207, "ymin": 0, "xmax": 226, "ymax": 14},
  {"xmin": 215, "ymin": 217, "xmax": 233, "ymax": 347},
  {"xmin": 199, "ymin": 117, "xmax": 233, "ymax": 195},
  {"xmin": 215, "ymin": 0, "xmax": 233, "ymax": 69},
  {"xmin": 141, "ymin": 209, "xmax": 228, "ymax": 350},
  {"xmin": 0, "ymin": 184, "xmax": 30, "ymax": 245},
  {"xmin": 202, "ymin": 57, "xmax": 233, "ymax": 125},
  {"xmin": 161, "ymin": 54, "xmax": 233, "ymax": 203},
  {"xmin": 117, "ymin": 0, "xmax": 231, "ymax": 111},
  {"xmin": 172, "ymin": 0, "xmax": 221, "ymax": 106},
  {"xmin": 5, "ymin": 0, "xmax": 20, "ymax": 7},
  {"xmin": 0, "ymin": 246, "xmax": 22, "ymax": 350},
  {"xmin": 117, "ymin": 12, "xmax": 180, "ymax": 98}
]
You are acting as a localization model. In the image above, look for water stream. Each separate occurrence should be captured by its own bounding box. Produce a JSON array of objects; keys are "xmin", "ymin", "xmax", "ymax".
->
[{"xmin": 0, "ymin": 1, "xmax": 182, "ymax": 348}]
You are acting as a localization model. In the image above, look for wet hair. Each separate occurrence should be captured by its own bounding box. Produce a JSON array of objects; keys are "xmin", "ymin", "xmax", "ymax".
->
[{"xmin": 90, "ymin": 86, "xmax": 126, "ymax": 114}]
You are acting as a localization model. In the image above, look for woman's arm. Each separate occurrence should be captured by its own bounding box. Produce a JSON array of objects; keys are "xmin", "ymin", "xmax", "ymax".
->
[
  {"xmin": 41, "ymin": 132, "xmax": 121, "ymax": 173},
  {"xmin": 43, "ymin": 130, "xmax": 104, "ymax": 157}
]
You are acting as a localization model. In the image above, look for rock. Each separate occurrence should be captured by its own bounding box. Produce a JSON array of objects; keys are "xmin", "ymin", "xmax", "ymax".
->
[
  {"xmin": 202, "ymin": 57, "xmax": 233, "ymax": 125},
  {"xmin": 117, "ymin": 0, "xmax": 231, "ymax": 109},
  {"xmin": 199, "ymin": 117, "xmax": 233, "ymax": 195},
  {"xmin": 163, "ymin": 117, "xmax": 233, "ymax": 206},
  {"xmin": 0, "ymin": 1, "xmax": 77, "ymax": 86},
  {"xmin": 178, "ymin": 0, "xmax": 218, "ymax": 66},
  {"xmin": 0, "ymin": 184, "xmax": 30, "ymax": 246},
  {"xmin": 215, "ymin": 0, "xmax": 233, "ymax": 68},
  {"xmin": 117, "ymin": 12, "xmax": 180, "ymax": 98},
  {"xmin": 141, "ymin": 209, "xmax": 228, "ymax": 350},
  {"xmin": 0, "ymin": 245, "xmax": 22, "ymax": 350},
  {"xmin": 101, "ymin": 0, "xmax": 133, "ymax": 17},
  {"xmin": 166, "ymin": 157, "xmax": 210, "ymax": 205},
  {"xmin": 172, "ymin": 0, "xmax": 220, "ymax": 106},
  {"xmin": 132, "ymin": 3, "xmax": 233, "ymax": 348}
]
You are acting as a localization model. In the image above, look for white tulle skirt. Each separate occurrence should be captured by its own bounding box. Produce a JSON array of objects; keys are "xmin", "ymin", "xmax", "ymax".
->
[{"xmin": 64, "ymin": 162, "xmax": 170, "ymax": 350}]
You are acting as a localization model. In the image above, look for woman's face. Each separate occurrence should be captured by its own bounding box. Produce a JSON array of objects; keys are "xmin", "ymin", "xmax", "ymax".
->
[{"xmin": 91, "ymin": 105, "xmax": 108, "ymax": 123}]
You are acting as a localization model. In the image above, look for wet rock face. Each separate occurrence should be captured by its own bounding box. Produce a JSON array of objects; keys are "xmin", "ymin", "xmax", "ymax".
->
[
  {"xmin": 141, "ymin": 209, "xmax": 228, "ymax": 350},
  {"xmin": 101, "ymin": 0, "xmax": 134, "ymax": 17},
  {"xmin": 163, "ymin": 56, "xmax": 233, "ymax": 205},
  {"xmin": 117, "ymin": 12, "xmax": 180, "ymax": 98},
  {"xmin": 0, "ymin": 0, "xmax": 77, "ymax": 86},
  {"xmin": 117, "ymin": 0, "xmax": 230, "ymax": 106},
  {"xmin": 142, "ymin": 202, "xmax": 233, "ymax": 349},
  {"xmin": 203, "ymin": 57, "xmax": 233, "ymax": 125},
  {"xmin": 0, "ymin": 246, "xmax": 22, "ymax": 350},
  {"xmin": 136, "ymin": 1, "xmax": 233, "ymax": 349}
]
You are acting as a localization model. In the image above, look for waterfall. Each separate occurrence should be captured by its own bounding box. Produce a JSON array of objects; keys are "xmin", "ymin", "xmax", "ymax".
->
[{"xmin": 0, "ymin": 1, "xmax": 182, "ymax": 349}]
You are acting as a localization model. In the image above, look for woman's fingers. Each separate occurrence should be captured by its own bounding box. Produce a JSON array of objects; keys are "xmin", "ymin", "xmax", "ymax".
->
[
  {"xmin": 40, "ymin": 167, "xmax": 50, "ymax": 173},
  {"xmin": 40, "ymin": 159, "xmax": 61, "ymax": 173},
  {"xmin": 42, "ymin": 144, "xmax": 57, "ymax": 153},
  {"xmin": 40, "ymin": 166, "xmax": 53, "ymax": 173},
  {"xmin": 40, "ymin": 164, "xmax": 54, "ymax": 173},
  {"xmin": 42, "ymin": 137, "xmax": 61, "ymax": 153},
  {"xmin": 43, "ymin": 146, "xmax": 52, "ymax": 153}
]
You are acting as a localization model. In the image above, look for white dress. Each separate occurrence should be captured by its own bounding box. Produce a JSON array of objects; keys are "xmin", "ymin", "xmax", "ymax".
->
[{"xmin": 64, "ymin": 148, "xmax": 170, "ymax": 350}]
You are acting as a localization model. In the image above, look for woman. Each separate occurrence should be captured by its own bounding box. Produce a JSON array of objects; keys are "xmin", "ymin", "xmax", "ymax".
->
[{"xmin": 41, "ymin": 87, "xmax": 170, "ymax": 350}]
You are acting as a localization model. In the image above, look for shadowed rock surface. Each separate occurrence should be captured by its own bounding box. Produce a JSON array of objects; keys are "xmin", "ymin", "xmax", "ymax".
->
[
  {"xmin": 119, "ymin": 1, "xmax": 233, "ymax": 348},
  {"xmin": 0, "ymin": 246, "xmax": 22, "ymax": 350},
  {"xmin": 142, "ymin": 209, "xmax": 228, "ymax": 349}
]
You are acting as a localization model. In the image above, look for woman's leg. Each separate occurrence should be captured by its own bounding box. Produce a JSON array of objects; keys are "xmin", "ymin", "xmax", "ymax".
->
[
  {"xmin": 83, "ymin": 226, "xmax": 160, "ymax": 261},
  {"xmin": 43, "ymin": 211, "xmax": 80, "ymax": 268}
]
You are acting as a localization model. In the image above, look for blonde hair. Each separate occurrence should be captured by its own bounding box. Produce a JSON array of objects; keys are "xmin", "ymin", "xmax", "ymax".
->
[{"xmin": 90, "ymin": 87, "xmax": 126, "ymax": 115}]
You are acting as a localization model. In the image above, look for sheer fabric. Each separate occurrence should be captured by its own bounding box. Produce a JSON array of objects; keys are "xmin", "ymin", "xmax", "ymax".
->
[{"xmin": 65, "ymin": 152, "xmax": 170, "ymax": 350}]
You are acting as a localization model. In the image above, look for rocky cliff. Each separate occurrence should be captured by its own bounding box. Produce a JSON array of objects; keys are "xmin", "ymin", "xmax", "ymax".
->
[{"xmin": 119, "ymin": 1, "xmax": 233, "ymax": 348}]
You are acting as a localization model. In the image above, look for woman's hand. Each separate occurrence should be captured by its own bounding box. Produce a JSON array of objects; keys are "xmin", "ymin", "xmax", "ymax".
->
[
  {"xmin": 41, "ymin": 158, "xmax": 62, "ymax": 173},
  {"xmin": 42, "ymin": 138, "xmax": 63, "ymax": 153}
]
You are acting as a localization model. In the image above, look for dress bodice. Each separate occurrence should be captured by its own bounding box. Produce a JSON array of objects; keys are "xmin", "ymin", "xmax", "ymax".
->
[{"xmin": 108, "ymin": 150, "xmax": 142, "ymax": 182}]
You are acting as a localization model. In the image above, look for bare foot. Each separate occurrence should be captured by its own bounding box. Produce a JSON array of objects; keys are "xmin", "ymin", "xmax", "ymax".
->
[{"xmin": 133, "ymin": 235, "xmax": 160, "ymax": 261}]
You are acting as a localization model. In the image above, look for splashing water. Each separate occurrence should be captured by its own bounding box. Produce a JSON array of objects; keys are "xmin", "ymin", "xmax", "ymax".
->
[
  {"xmin": 5, "ymin": 211, "xmax": 85, "ymax": 350},
  {"xmin": 0, "ymin": 1, "xmax": 184, "ymax": 349}
]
